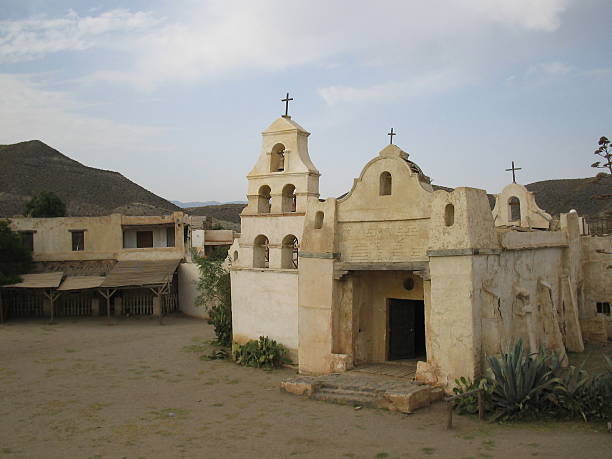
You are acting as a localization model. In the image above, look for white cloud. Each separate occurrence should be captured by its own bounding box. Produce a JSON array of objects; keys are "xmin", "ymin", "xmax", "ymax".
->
[
  {"xmin": 318, "ymin": 70, "xmax": 467, "ymax": 106},
  {"xmin": 0, "ymin": 1, "xmax": 573, "ymax": 89},
  {"xmin": 0, "ymin": 73, "xmax": 169, "ymax": 163},
  {"xmin": 0, "ymin": 9, "xmax": 161, "ymax": 63}
]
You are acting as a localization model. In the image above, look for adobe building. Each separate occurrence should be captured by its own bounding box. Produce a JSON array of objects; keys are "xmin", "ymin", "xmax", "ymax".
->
[
  {"xmin": 230, "ymin": 114, "xmax": 612, "ymax": 390},
  {"xmin": 2, "ymin": 212, "xmax": 236, "ymax": 321}
]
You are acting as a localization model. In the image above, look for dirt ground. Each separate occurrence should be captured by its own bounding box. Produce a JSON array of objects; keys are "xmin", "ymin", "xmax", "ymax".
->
[{"xmin": 0, "ymin": 315, "xmax": 610, "ymax": 459}]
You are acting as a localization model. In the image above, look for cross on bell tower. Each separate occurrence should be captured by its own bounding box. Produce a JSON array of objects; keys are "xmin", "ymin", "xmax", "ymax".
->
[
  {"xmin": 505, "ymin": 161, "xmax": 522, "ymax": 184},
  {"xmin": 281, "ymin": 92, "xmax": 293, "ymax": 118},
  {"xmin": 387, "ymin": 127, "xmax": 396, "ymax": 145}
]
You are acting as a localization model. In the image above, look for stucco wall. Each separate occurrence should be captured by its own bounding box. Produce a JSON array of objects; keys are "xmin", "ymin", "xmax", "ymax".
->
[
  {"xmin": 581, "ymin": 235, "xmax": 612, "ymax": 338},
  {"xmin": 231, "ymin": 269, "xmax": 299, "ymax": 360},
  {"xmin": 178, "ymin": 262, "xmax": 208, "ymax": 319}
]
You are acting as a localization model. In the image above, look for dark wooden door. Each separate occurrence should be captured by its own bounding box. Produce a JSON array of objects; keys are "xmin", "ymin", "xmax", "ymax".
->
[
  {"xmin": 136, "ymin": 231, "xmax": 154, "ymax": 248},
  {"xmin": 388, "ymin": 299, "xmax": 416, "ymax": 360}
]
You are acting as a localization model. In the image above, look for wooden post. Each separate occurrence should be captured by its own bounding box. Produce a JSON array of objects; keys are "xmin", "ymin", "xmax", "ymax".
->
[
  {"xmin": 0, "ymin": 290, "xmax": 4, "ymax": 324},
  {"xmin": 478, "ymin": 389, "xmax": 485, "ymax": 421},
  {"xmin": 446, "ymin": 401, "xmax": 454, "ymax": 430}
]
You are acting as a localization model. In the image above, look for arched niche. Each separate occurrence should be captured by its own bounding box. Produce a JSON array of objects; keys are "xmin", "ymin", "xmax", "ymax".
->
[
  {"xmin": 444, "ymin": 203, "xmax": 455, "ymax": 227},
  {"xmin": 281, "ymin": 234, "xmax": 298, "ymax": 269},
  {"xmin": 314, "ymin": 211, "xmax": 324, "ymax": 229},
  {"xmin": 257, "ymin": 185, "xmax": 271, "ymax": 214},
  {"xmin": 270, "ymin": 143, "xmax": 286, "ymax": 172},
  {"xmin": 379, "ymin": 171, "xmax": 392, "ymax": 196},
  {"xmin": 253, "ymin": 235, "xmax": 269, "ymax": 268},
  {"xmin": 508, "ymin": 196, "xmax": 521, "ymax": 222},
  {"xmin": 282, "ymin": 184, "xmax": 296, "ymax": 213}
]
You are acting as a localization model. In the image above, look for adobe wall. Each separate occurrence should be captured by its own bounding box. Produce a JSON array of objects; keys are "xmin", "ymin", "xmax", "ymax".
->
[
  {"xmin": 9, "ymin": 212, "xmax": 186, "ymax": 262},
  {"xmin": 231, "ymin": 269, "xmax": 299, "ymax": 361},
  {"xmin": 581, "ymin": 235, "xmax": 612, "ymax": 339}
]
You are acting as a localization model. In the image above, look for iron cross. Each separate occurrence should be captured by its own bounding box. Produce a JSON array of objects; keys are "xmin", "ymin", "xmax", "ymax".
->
[
  {"xmin": 281, "ymin": 92, "xmax": 293, "ymax": 117},
  {"xmin": 505, "ymin": 161, "xmax": 522, "ymax": 184},
  {"xmin": 388, "ymin": 128, "xmax": 396, "ymax": 145}
]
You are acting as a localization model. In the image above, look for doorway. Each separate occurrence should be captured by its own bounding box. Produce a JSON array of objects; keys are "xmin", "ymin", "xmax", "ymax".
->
[{"xmin": 388, "ymin": 299, "xmax": 425, "ymax": 360}]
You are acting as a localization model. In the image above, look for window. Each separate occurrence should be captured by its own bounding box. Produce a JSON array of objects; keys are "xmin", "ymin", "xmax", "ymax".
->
[
  {"xmin": 136, "ymin": 231, "xmax": 153, "ymax": 248},
  {"xmin": 380, "ymin": 171, "xmax": 392, "ymax": 196},
  {"xmin": 71, "ymin": 230, "xmax": 85, "ymax": 251},
  {"xmin": 253, "ymin": 235, "xmax": 269, "ymax": 268},
  {"xmin": 166, "ymin": 227, "xmax": 175, "ymax": 247},
  {"xmin": 444, "ymin": 204, "xmax": 455, "ymax": 227},
  {"xmin": 508, "ymin": 196, "xmax": 521, "ymax": 222},
  {"xmin": 314, "ymin": 211, "xmax": 324, "ymax": 229},
  {"xmin": 281, "ymin": 235, "xmax": 298, "ymax": 269},
  {"xmin": 258, "ymin": 185, "xmax": 271, "ymax": 214},
  {"xmin": 596, "ymin": 302, "xmax": 610, "ymax": 316},
  {"xmin": 270, "ymin": 143, "xmax": 286, "ymax": 172},
  {"xmin": 19, "ymin": 231, "xmax": 34, "ymax": 252},
  {"xmin": 282, "ymin": 184, "xmax": 296, "ymax": 213}
]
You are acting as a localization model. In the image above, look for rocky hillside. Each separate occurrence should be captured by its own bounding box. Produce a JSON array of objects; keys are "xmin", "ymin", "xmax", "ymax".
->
[
  {"xmin": 0, "ymin": 140, "xmax": 180, "ymax": 217},
  {"xmin": 187, "ymin": 177, "xmax": 611, "ymax": 231},
  {"xmin": 526, "ymin": 176, "xmax": 611, "ymax": 219}
]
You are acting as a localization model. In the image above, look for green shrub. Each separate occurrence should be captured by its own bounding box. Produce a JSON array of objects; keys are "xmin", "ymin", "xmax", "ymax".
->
[
  {"xmin": 455, "ymin": 340, "xmax": 612, "ymax": 423},
  {"xmin": 452, "ymin": 376, "xmax": 492, "ymax": 415},
  {"xmin": 192, "ymin": 250, "xmax": 232, "ymax": 346},
  {"xmin": 487, "ymin": 340, "xmax": 560, "ymax": 421},
  {"xmin": 233, "ymin": 336, "xmax": 288, "ymax": 369}
]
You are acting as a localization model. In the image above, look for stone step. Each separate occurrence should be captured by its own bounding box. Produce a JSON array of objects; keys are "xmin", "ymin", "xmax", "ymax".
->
[
  {"xmin": 316, "ymin": 386, "xmax": 382, "ymax": 399},
  {"xmin": 310, "ymin": 390, "xmax": 380, "ymax": 408},
  {"xmin": 319, "ymin": 382, "xmax": 381, "ymax": 394}
]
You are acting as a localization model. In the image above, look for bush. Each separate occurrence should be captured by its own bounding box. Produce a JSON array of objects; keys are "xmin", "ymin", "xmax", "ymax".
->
[
  {"xmin": 0, "ymin": 219, "xmax": 33, "ymax": 285},
  {"xmin": 233, "ymin": 336, "xmax": 288, "ymax": 369},
  {"xmin": 24, "ymin": 191, "xmax": 66, "ymax": 217},
  {"xmin": 192, "ymin": 249, "xmax": 232, "ymax": 346},
  {"xmin": 452, "ymin": 376, "xmax": 492, "ymax": 415},
  {"xmin": 455, "ymin": 339, "xmax": 612, "ymax": 423}
]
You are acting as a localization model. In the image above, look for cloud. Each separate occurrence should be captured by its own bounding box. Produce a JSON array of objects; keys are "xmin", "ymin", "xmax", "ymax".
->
[
  {"xmin": 0, "ymin": 8, "xmax": 161, "ymax": 63},
  {"xmin": 318, "ymin": 70, "xmax": 467, "ymax": 106},
  {"xmin": 0, "ymin": 73, "xmax": 169, "ymax": 164},
  {"xmin": 0, "ymin": 1, "xmax": 574, "ymax": 89}
]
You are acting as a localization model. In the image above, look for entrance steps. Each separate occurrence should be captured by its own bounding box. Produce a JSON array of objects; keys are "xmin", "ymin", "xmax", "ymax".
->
[{"xmin": 281, "ymin": 372, "xmax": 444, "ymax": 414}]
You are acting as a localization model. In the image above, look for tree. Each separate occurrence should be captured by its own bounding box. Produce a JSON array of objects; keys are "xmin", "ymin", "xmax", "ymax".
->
[
  {"xmin": 24, "ymin": 191, "xmax": 66, "ymax": 218},
  {"xmin": 0, "ymin": 219, "xmax": 33, "ymax": 286},
  {"xmin": 591, "ymin": 136, "xmax": 612, "ymax": 175}
]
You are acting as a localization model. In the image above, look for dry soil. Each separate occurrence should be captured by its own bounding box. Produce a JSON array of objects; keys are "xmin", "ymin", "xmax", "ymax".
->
[{"xmin": 0, "ymin": 316, "xmax": 610, "ymax": 458}]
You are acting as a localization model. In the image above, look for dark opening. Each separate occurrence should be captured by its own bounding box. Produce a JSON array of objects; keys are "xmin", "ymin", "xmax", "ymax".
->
[
  {"xmin": 136, "ymin": 231, "xmax": 154, "ymax": 248},
  {"xmin": 597, "ymin": 302, "xmax": 610, "ymax": 316},
  {"xmin": 388, "ymin": 299, "xmax": 426, "ymax": 360},
  {"xmin": 71, "ymin": 231, "xmax": 85, "ymax": 251},
  {"xmin": 19, "ymin": 232, "xmax": 34, "ymax": 252},
  {"xmin": 166, "ymin": 226, "xmax": 175, "ymax": 247}
]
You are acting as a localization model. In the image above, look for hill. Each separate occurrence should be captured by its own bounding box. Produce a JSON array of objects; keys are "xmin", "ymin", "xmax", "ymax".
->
[
  {"xmin": 185, "ymin": 177, "xmax": 611, "ymax": 231},
  {"xmin": 0, "ymin": 140, "xmax": 180, "ymax": 217},
  {"xmin": 526, "ymin": 176, "xmax": 611, "ymax": 219}
]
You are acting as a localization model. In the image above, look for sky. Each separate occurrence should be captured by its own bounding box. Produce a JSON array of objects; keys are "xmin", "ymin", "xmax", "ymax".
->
[{"xmin": 0, "ymin": 0, "xmax": 610, "ymax": 203}]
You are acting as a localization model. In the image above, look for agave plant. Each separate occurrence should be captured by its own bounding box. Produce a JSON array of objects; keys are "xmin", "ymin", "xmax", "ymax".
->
[{"xmin": 487, "ymin": 339, "xmax": 560, "ymax": 421}]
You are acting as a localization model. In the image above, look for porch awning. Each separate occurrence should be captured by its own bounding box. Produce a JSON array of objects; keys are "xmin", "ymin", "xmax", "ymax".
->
[
  {"xmin": 2, "ymin": 272, "xmax": 64, "ymax": 289},
  {"xmin": 100, "ymin": 259, "xmax": 180, "ymax": 289},
  {"xmin": 58, "ymin": 276, "xmax": 105, "ymax": 291}
]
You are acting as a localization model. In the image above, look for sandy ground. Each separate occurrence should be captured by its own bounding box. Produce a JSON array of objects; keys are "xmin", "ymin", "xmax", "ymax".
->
[{"xmin": 0, "ymin": 315, "xmax": 610, "ymax": 459}]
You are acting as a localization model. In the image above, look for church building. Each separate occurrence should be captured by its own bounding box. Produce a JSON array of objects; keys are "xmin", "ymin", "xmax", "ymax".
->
[{"xmin": 230, "ymin": 110, "xmax": 611, "ymax": 389}]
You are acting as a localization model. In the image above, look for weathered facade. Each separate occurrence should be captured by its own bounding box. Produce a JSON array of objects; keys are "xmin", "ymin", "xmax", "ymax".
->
[{"xmin": 231, "ymin": 115, "xmax": 612, "ymax": 390}]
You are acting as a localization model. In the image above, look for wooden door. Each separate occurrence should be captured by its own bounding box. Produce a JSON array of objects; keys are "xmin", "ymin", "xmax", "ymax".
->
[{"xmin": 388, "ymin": 299, "xmax": 416, "ymax": 360}]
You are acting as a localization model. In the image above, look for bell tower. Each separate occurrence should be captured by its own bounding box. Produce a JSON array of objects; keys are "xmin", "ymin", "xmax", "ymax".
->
[
  {"xmin": 242, "ymin": 115, "xmax": 320, "ymax": 216},
  {"xmin": 230, "ymin": 101, "xmax": 320, "ymax": 362}
]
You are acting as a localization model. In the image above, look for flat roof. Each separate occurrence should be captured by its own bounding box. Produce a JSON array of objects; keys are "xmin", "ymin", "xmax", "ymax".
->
[
  {"xmin": 2, "ymin": 272, "xmax": 64, "ymax": 289},
  {"xmin": 58, "ymin": 276, "xmax": 105, "ymax": 291},
  {"xmin": 100, "ymin": 259, "xmax": 180, "ymax": 288}
]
